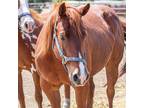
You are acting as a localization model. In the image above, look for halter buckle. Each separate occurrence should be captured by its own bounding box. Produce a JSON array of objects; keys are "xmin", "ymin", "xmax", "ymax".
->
[{"xmin": 62, "ymin": 56, "xmax": 67, "ymax": 65}]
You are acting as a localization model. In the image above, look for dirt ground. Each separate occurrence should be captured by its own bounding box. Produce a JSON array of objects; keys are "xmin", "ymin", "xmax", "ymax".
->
[{"xmin": 19, "ymin": 57, "xmax": 125, "ymax": 108}]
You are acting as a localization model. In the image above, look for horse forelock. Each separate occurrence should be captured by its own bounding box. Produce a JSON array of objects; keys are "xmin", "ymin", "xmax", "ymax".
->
[
  {"xmin": 54, "ymin": 3, "xmax": 86, "ymax": 41},
  {"xmin": 66, "ymin": 7, "xmax": 86, "ymax": 40}
]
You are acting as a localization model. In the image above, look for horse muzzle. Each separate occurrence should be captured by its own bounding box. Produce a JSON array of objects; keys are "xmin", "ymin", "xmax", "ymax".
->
[
  {"xmin": 20, "ymin": 16, "xmax": 35, "ymax": 33},
  {"xmin": 24, "ymin": 19, "xmax": 35, "ymax": 33},
  {"xmin": 70, "ymin": 67, "xmax": 89, "ymax": 87}
]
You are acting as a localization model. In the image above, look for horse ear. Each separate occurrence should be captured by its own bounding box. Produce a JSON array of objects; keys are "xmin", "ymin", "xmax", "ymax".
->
[
  {"xmin": 59, "ymin": 2, "xmax": 66, "ymax": 17},
  {"xmin": 79, "ymin": 3, "xmax": 90, "ymax": 16}
]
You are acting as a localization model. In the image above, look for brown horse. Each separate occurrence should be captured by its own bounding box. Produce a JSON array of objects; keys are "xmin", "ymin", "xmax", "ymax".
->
[
  {"xmin": 18, "ymin": 8, "xmax": 44, "ymax": 108},
  {"xmin": 35, "ymin": 2, "xmax": 125, "ymax": 108}
]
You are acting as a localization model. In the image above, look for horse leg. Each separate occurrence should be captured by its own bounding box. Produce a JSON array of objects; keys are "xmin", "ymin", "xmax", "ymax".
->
[
  {"xmin": 40, "ymin": 77, "xmax": 61, "ymax": 108},
  {"xmin": 32, "ymin": 71, "xmax": 43, "ymax": 108},
  {"xmin": 18, "ymin": 69, "xmax": 26, "ymax": 108},
  {"xmin": 87, "ymin": 77, "xmax": 95, "ymax": 108},
  {"xmin": 62, "ymin": 84, "xmax": 70, "ymax": 108},
  {"xmin": 106, "ymin": 62, "xmax": 119, "ymax": 108},
  {"xmin": 75, "ymin": 82, "xmax": 90, "ymax": 108}
]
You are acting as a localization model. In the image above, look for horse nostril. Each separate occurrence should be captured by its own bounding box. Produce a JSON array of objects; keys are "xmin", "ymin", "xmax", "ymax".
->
[
  {"xmin": 25, "ymin": 23, "xmax": 28, "ymax": 29},
  {"xmin": 73, "ymin": 74, "xmax": 79, "ymax": 82}
]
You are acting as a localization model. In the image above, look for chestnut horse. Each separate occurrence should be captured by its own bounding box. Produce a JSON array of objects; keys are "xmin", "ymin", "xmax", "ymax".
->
[
  {"xmin": 18, "ymin": 7, "xmax": 44, "ymax": 108},
  {"xmin": 35, "ymin": 2, "xmax": 125, "ymax": 108},
  {"xmin": 18, "ymin": 1, "xmax": 46, "ymax": 108}
]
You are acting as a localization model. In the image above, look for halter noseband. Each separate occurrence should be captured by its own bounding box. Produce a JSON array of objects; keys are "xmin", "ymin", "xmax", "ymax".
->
[
  {"xmin": 52, "ymin": 16, "xmax": 86, "ymax": 68},
  {"xmin": 18, "ymin": 12, "xmax": 32, "ymax": 20}
]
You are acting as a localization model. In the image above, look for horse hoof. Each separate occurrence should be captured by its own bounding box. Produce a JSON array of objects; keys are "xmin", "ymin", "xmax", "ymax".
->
[{"xmin": 62, "ymin": 99, "xmax": 70, "ymax": 108}]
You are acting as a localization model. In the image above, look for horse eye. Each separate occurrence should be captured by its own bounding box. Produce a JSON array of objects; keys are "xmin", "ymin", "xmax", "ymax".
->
[{"xmin": 60, "ymin": 33, "xmax": 65, "ymax": 41}]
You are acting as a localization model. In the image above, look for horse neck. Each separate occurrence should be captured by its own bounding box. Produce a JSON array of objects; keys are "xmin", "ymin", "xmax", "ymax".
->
[
  {"xmin": 18, "ymin": 30, "xmax": 33, "ymax": 69},
  {"xmin": 18, "ymin": 31, "xmax": 27, "ymax": 48}
]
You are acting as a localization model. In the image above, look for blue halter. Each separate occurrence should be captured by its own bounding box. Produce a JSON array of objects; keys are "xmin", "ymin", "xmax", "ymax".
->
[{"xmin": 18, "ymin": 12, "xmax": 32, "ymax": 20}]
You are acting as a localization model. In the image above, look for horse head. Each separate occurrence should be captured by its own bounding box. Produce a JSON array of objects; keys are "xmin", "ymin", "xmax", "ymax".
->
[
  {"xmin": 18, "ymin": 0, "xmax": 35, "ymax": 33},
  {"xmin": 46, "ymin": 2, "xmax": 90, "ymax": 87}
]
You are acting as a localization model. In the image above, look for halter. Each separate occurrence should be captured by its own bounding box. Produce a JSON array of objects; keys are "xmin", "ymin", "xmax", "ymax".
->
[
  {"xmin": 52, "ymin": 16, "xmax": 86, "ymax": 69},
  {"xmin": 18, "ymin": 12, "xmax": 31, "ymax": 20}
]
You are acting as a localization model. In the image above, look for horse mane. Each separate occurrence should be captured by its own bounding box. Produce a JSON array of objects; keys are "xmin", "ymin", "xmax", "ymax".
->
[
  {"xmin": 35, "ymin": 9, "xmax": 56, "ymax": 56},
  {"xmin": 29, "ymin": 8, "xmax": 43, "ymax": 26},
  {"xmin": 35, "ymin": 3, "xmax": 66, "ymax": 54}
]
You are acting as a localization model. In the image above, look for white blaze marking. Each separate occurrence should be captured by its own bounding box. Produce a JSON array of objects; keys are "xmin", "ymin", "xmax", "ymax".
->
[
  {"xmin": 79, "ymin": 53, "xmax": 87, "ymax": 84},
  {"xmin": 73, "ymin": 68, "xmax": 79, "ymax": 75}
]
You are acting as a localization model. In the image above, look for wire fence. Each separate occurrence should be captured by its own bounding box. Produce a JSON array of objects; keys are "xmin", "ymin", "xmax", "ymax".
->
[{"xmin": 29, "ymin": 1, "xmax": 126, "ymax": 17}]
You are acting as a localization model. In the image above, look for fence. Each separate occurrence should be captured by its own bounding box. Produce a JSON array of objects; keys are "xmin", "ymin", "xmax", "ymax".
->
[{"xmin": 29, "ymin": 1, "xmax": 126, "ymax": 17}]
